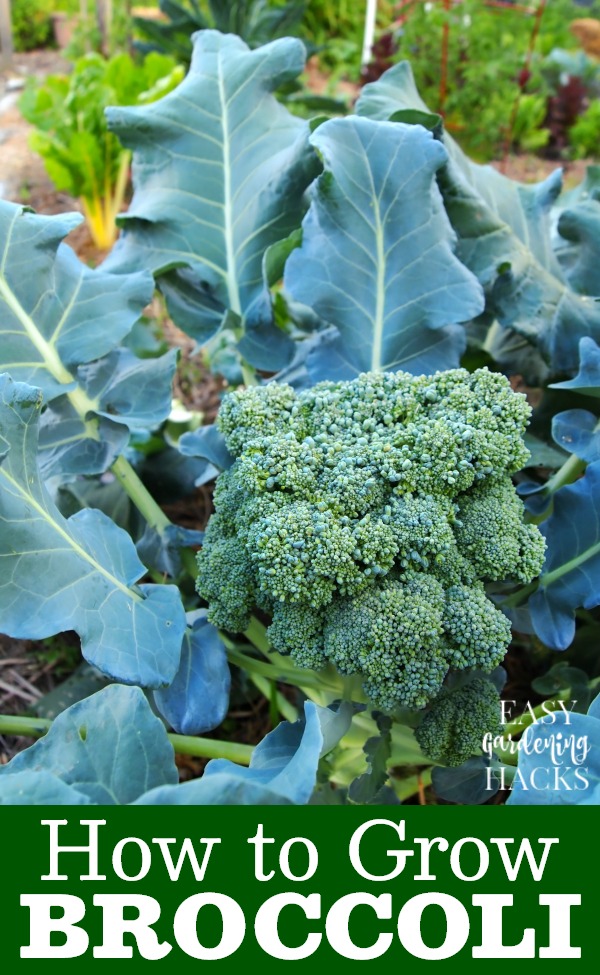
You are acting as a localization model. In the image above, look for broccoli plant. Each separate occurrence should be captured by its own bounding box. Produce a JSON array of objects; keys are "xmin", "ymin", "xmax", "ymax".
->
[{"xmin": 1, "ymin": 31, "xmax": 600, "ymax": 804}]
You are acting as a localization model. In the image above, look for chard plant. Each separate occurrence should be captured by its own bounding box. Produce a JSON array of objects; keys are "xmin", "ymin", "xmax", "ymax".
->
[
  {"xmin": 19, "ymin": 51, "xmax": 184, "ymax": 250},
  {"xmin": 1, "ymin": 31, "xmax": 600, "ymax": 805}
]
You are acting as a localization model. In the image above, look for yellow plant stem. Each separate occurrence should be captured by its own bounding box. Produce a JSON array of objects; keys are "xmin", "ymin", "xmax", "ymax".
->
[{"xmin": 81, "ymin": 150, "xmax": 131, "ymax": 251}]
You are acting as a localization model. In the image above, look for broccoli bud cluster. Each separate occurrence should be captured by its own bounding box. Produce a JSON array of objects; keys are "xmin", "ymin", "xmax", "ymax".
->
[
  {"xmin": 197, "ymin": 368, "xmax": 545, "ymax": 712},
  {"xmin": 415, "ymin": 677, "xmax": 502, "ymax": 767}
]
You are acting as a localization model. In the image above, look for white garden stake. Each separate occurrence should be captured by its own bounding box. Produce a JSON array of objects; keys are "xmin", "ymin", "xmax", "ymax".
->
[{"xmin": 362, "ymin": 0, "xmax": 378, "ymax": 66}]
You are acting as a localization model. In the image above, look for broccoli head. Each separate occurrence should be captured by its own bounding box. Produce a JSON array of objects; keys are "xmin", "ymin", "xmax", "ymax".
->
[
  {"xmin": 415, "ymin": 677, "xmax": 502, "ymax": 767},
  {"xmin": 197, "ymin": 368, "xmax": 545, "ymax": 712}
]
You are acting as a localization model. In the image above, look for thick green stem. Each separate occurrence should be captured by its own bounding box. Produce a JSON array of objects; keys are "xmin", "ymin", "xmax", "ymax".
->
[
  {"xmin": 392, "ymin": 768, "xmax": 433, "ymax": 803},
  {"xmin": 110, "ymin": 454, "xmax": 198, "ymax": 578},
  {"xmin": 243, "ymin": 616, "xmax": 271, "ymax": 657},
  {"xmin": 542, "ymin": 452, "xmax": 586, "ymax": 498},
  {"xmin": 165, "ymin": 734, "xmax": 253, "ymax": 765},
  {"xmin": 241, "ymin": 360, "xmax": 258, "ymax": 387},
  {"xmin": 240, "ymin": 619, "xmax": 370, "ymax": 705},
  {"xmin": 0, "ymin": 714, "xmax": 254, "ymax": 765},
  {"xmin": 0, "ymin": 714, "xmax": 52, "ymax": 738},
  {"xmin": 498, "ymin": 749, "xmax": 519, "ymax": 768},
  {"xmin": 501, "ymin": 579, "xmax": 538, "ymax": 609},
  {"xmin": 111, "ymin": 454, "xmax": 171, "ymax": 532},
  {"xmin": 225, "ymin": 642, "xmax": 333, "ymax": 694}
]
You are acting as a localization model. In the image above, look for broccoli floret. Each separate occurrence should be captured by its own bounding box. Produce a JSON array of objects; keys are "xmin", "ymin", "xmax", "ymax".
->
[
  {"xmin": 236, "ymin": 434, "xmax": 321, "ymax": 495},
  {"xmin": 197, "ymin": 368, "xmax": 544, "ymax": 712},
  {"xmin": 443, "ymin": 583, "xmax": 512, "ymax": 671},
  {"xmin": 323, "ymin": 576, "xmax": 449, "ymax": 710},
  {"xmin": 455, "ymin": 478, "xmax": 547, "ymax": 583},
  {"xmin": 388, "ymin": 494, "xmax": 457, "ymax": 570},
  {"xmin": 415, "ymin": 677, "xmax": 502, "ymax": 767},
  {"xmin": 267, "ymin": 602, "xmax": 327, "ymax": 670},
  {"xmin": 196, "ymin": 523, "xmax": 255, "ymax": 632},
  {"xmin": 217, "ymin": 382, "xmax": 298, "ymax": 455}
]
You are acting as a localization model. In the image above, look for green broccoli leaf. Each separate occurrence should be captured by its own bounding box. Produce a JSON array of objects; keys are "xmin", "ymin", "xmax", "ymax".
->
[
  {"xmin": 357, "ymin": 61, "xmax": 600, "ymax": 380},
  {"xmin": 0, "ymin": 374, "xmax": 186, "ymax": 687},
  {"xmin": 0, "ymin": 685, "xmax": 177, "ymax": 804},
  {"xmin": 284, "ymin": 117, "xmax": 484, "ymax": 379},
  {"xmin": 348, "ymin": 713, "xmax": 397, "ymax": 804},
  {"xmin": 105, "ymin": 31, "xmax": 319, "ymax": 365}
]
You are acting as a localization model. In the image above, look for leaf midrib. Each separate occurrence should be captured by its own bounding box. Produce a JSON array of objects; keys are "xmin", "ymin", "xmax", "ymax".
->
[
  {"xmin": 0, "ymin": 241, "xmax": 100, "ymax": 429},
  {"xmin": 0, "ymin": 465, "xmax": 143, "ymax": 603},
  {"xmin": 217, "ymin": 50, "xmax": 242, "ymax": 317}
]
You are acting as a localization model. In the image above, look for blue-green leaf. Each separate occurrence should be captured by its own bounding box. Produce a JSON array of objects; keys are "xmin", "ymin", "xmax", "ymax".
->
[
  {"xmin": 284, "ymin": 117, "xmax": 483, "ymax": 378},
  {"xmin": 38, "ymin": 349, "xmax": 178, "ymax": 477},
  {"xmin": 137, "ymin": 701, "xmax": 337, "ymax": 805},
  {"xmin": 551, "ymin": 337, "xmax": 600, "ymax": 397},
  {"xmin": 529, "ymin": 462, "xmax": 600, "ymax": 649},
  {"xmin": 179, "ymin": 424, "xmax": 233, "ymax": 471},
  {"xmin": 357, "ymin": 62, "xmax": 600, "ymax": 379},
  {"xmin": 552, "ymin": 409, "xmax": 600, "ymax": 463},
  {"xmin": 0, "ymin": 201, "xmax": 152, "ymax": 401},
  {"xmin": 0, "ymin": 374, "xmax": 186, "ymax": 686},
  {"xmin": 432, "ymin": 757, "xmax": 498, "ymax": 805},
  {"xmin": 153, "ymin": 611, "xmax": 230, "ymax": 735},
  {"xmin": 136, "ymin": 523, "xmax": 204, "ymax": 577},
  {"xmin": 0, "ymin": 200, "xmax": 184, "ymax": 478},
  {"xmin": 0, "ymin": 687, "xmax": 350, "ymax": 806},
  {"xmin": 39, "ymin": 403, "xmax": 129, "ymax": 477},
  {"xmin": 0, "ymin": 772, "xmax": 91, "ymax": 805},
  {"xmin": 555, "ymin": 199, "xmax": 600, "ymax": 296},
  {"xmin": 507, "ymin": 703, "xmax": 600, "ymax": 805},
  {"xmin": 348, "ymin": 713, "xmax": 395, "ymax": 805},
  {"xmin": 0, "ymin": 685, "xmax": 178, "ymax": 804},
  {"xmin": 105, "ymin": 31, "xmax": 319, "ymax": 361}
]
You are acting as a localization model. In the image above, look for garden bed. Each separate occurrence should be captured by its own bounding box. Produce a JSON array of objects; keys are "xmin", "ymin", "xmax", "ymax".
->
[{"xmin": 0, "ymin": 30, "xmax": 599, "ymax": 808}]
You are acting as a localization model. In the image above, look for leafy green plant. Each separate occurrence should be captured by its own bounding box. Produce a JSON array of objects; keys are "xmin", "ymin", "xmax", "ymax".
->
[
  {"xmin": 395, "ymin": 0, "xmax": 600, "ymax": 159},
  {"xmin": 19, "ymin": 52, "xmax": 183, "ymax": 250},
  {"xmin": 132, "ymin": 0, "xmax": 347, "ymax": 116},
  {"xmin": 134, "ymin": 0, "xmax": 309, "ymax": 63},
  {"xmin": 2, "ymin": 35, "xmax": 600, "ymax": 804},
  {"xmin": 0, "ymin": 684, "xmax": 348, "ymax": 805},
  {"xmin": 302, "ymin": 0, "xmax": 395, "ymax": 76},
  {"xmin": 569, "ymin": 99, "xmax": 600, "ymax": 157},
  {"xmin": 10, "ymin": 0, "xmax": 53, "ymax": 51}
]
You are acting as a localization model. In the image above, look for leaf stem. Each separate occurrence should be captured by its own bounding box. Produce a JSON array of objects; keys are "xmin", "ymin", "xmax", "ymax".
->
[
  {"xmin": 110, "ymin": 454, "xmax": 171, "ymax": 533},
  {"xmin": 165, "ymin": 733, "xmax": 253, "ymax": 765},
  {"xmin": 243, "ymin": 615, "xmax": 271, "ymax": 656},
  {"xmin": 224, "ymin": 641, "xmax": 327, "ymax": 692},
  {"xmin": 110, "ymin": 455, "xmax": 198, "ymax": 578},
  {"xmin": 249, "ymin": 673, "xmax": 298, "ymax": 723},
  {"xmin": 539, "ymin": 452, "xmax": 586, "ymax": 501},
  {"xmin": 230, "ymin": 627, "xmax": 370, "ymax": 705},
  {"xmin": 0, "ymin": 714, "xmax": 254, "ymax": 765}
]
